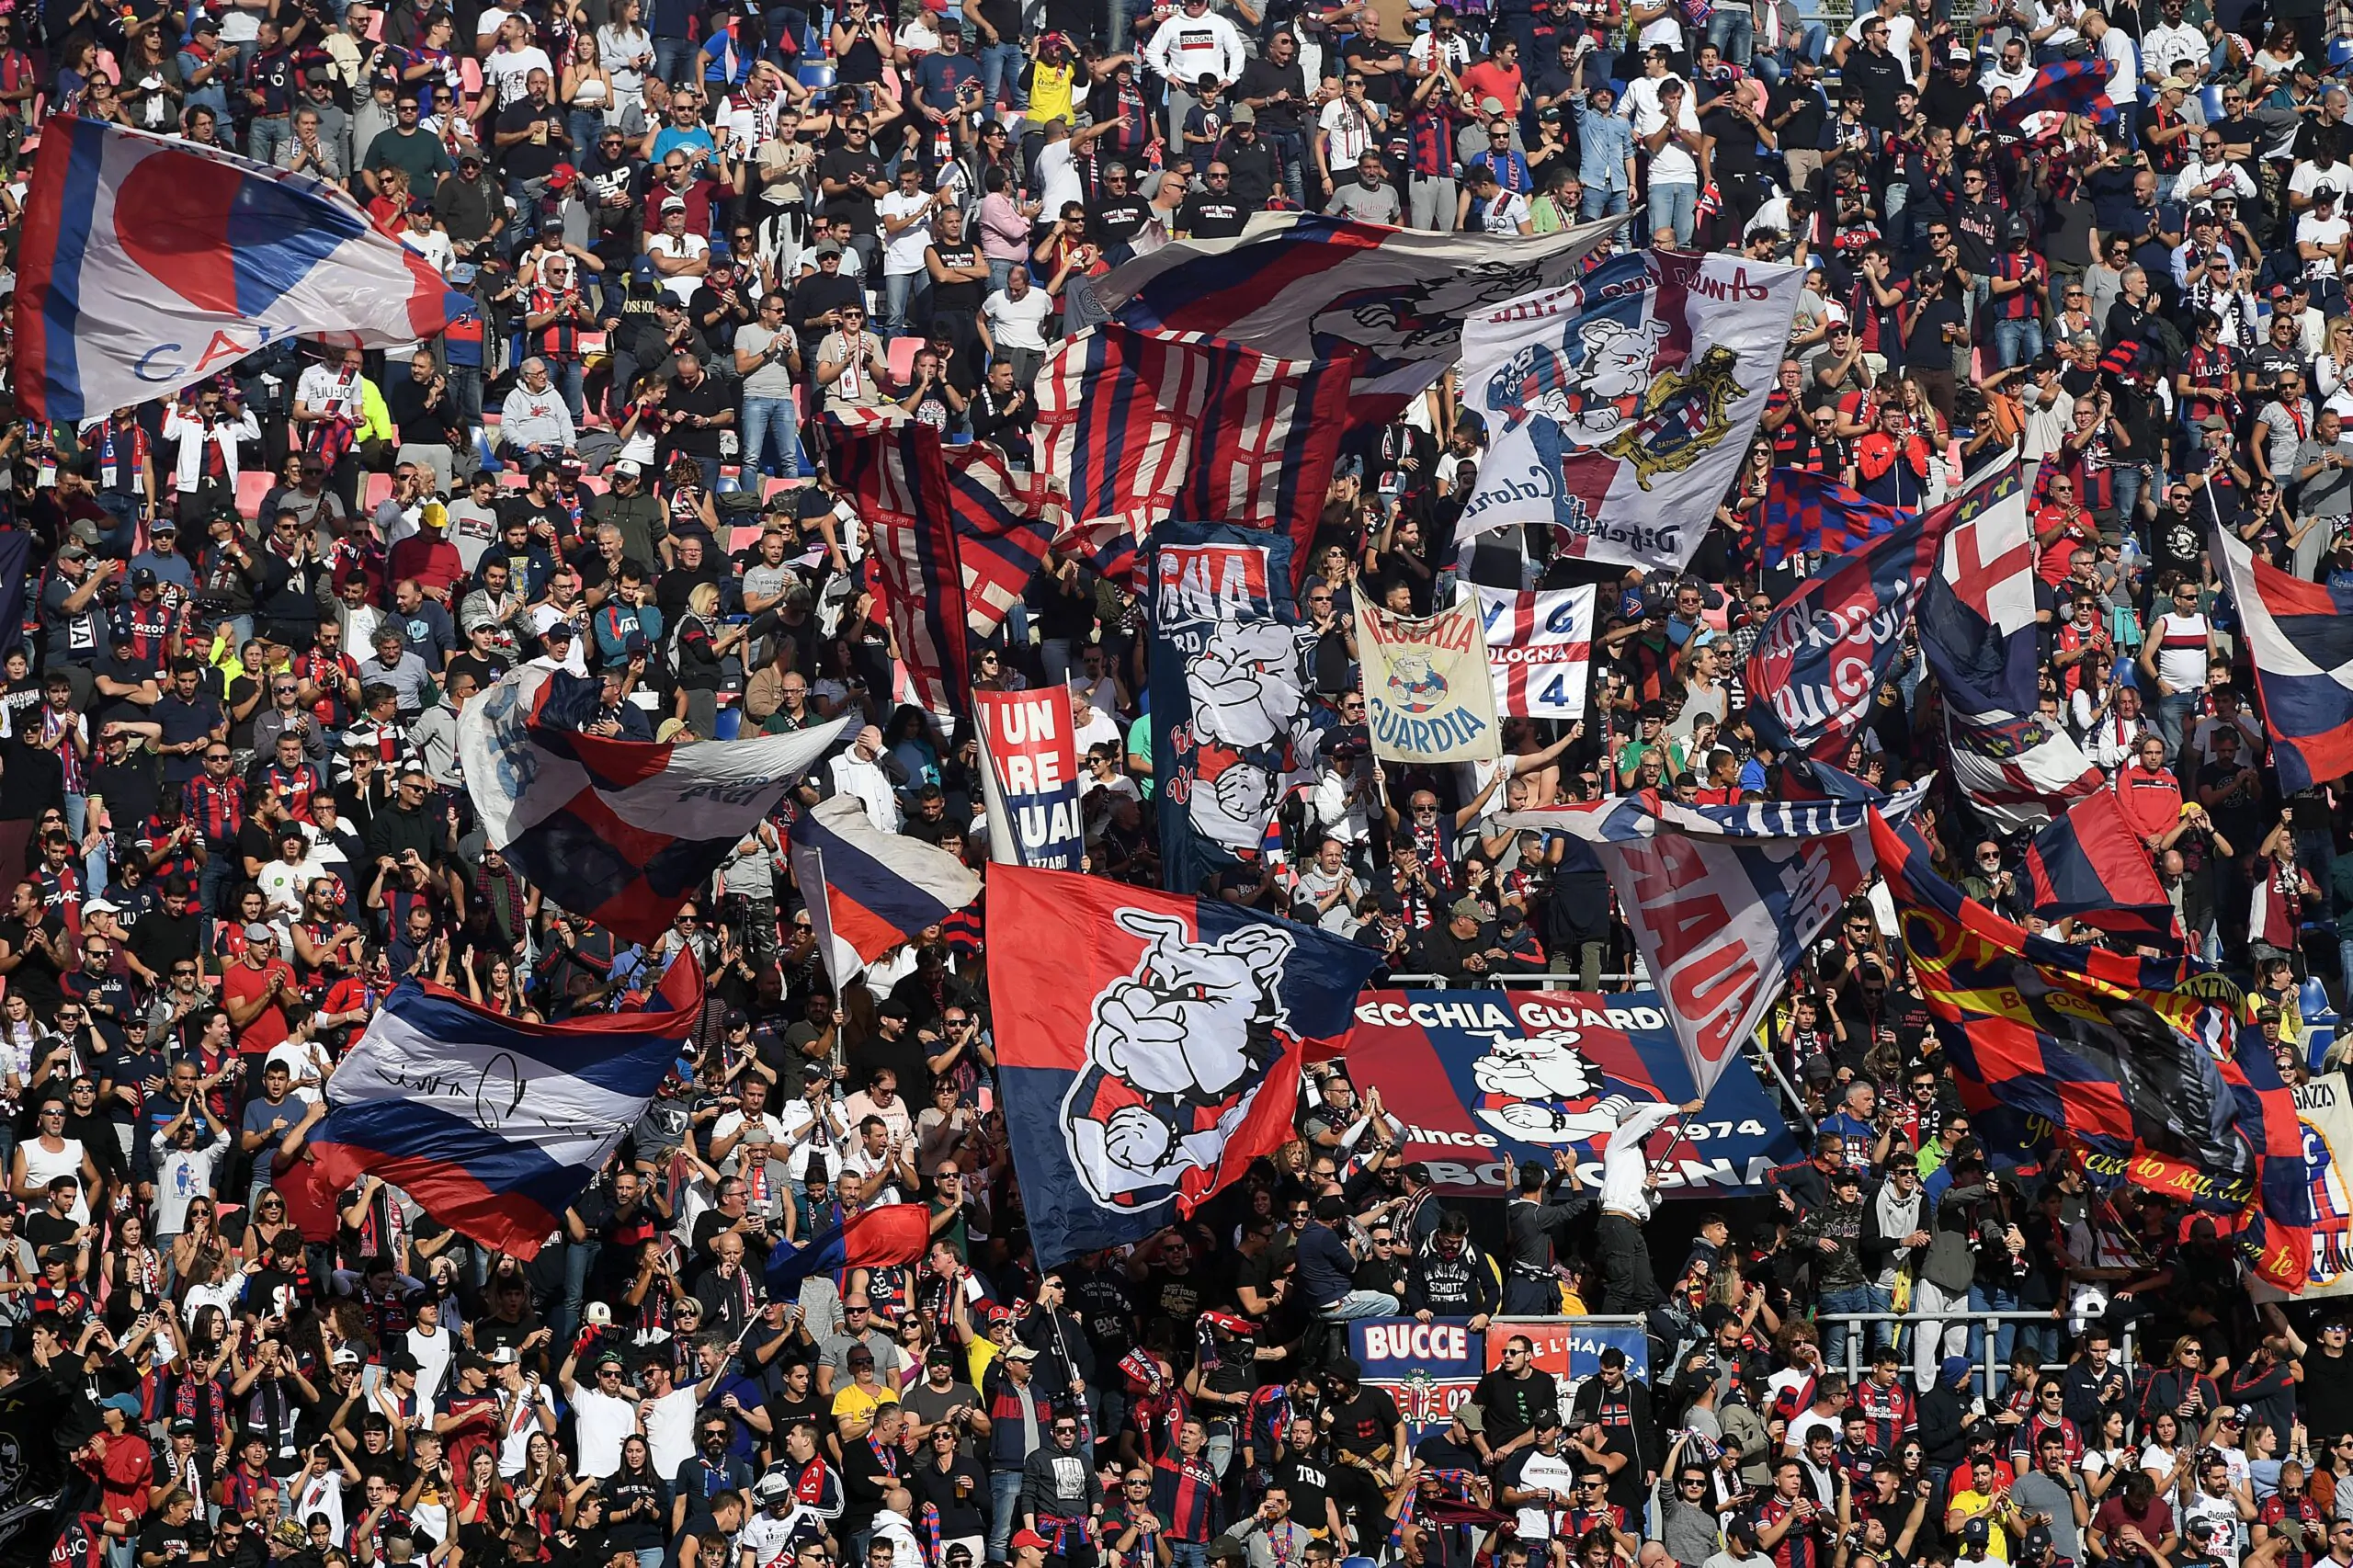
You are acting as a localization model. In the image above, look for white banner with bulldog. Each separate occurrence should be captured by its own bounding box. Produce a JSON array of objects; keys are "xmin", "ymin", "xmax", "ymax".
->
[
  {"xmin": 1355, "ymin": 587, "xmax": 1502, "ymax": 766},
  {"xmin": 1456, "ymin": 248, "xmax": 1806, "ymax": 575}
]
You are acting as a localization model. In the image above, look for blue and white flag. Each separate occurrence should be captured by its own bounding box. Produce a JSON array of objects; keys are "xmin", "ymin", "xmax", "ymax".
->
[
  {"xmin": 306, "ymin": 959, "xmax": 703, "ymax": 1257},
  {"xmin": 1500, "ymin": 783, "xmax": 1928, "ymax": 1096},
  {"xmin": 788, "ymin": 794, "xmax": 982, "ymax": 988},
  {"xmin": 2211, "ymin": 526, "xmax": 2353, "ymax": 792},
  {"xmin": 456, "ymin": 665, "xmax": 851, "ymax": 942}
]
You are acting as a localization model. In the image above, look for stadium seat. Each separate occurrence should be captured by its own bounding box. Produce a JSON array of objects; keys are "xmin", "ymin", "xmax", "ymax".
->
[
  {"xmin": 2332, "ymin": 35, "xmax": 2353, "ymax": 68},
  {"xmin": 235, "ymin": 470, "xmax": 272, "ymax": 518},
  {"xmin": 362, "ymin": 472, "xmax": 393, "ymax": 512},
  {"xmin": 886, "ymin": 335, "xmax": 923, "ymax": 385},
  {"xmin": 2200, "ymin": 84, "xmax": 2223, "ymax": 121}
]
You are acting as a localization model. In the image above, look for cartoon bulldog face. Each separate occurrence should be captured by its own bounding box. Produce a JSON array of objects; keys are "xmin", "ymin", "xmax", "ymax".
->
[{"xmin": 1471, "ymin": 1029, "xmax": 1625, "ymax": 1144}]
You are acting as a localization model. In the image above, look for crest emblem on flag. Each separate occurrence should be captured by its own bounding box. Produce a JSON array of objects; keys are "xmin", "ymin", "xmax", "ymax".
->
[
  {"xmin": 1063, "ymin": 909, "xmax": 1296, "ymax": 1209},
  {"xmin": 1487, "ymin": 317, "xmax": 1749, "ymax": 491}
]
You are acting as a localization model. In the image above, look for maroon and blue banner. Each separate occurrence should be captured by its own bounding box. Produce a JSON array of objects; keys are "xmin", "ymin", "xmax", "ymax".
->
[
  {"xmin": 767, "ymin": 1202, "xmax": 932, "ymax": 1292},
  {"xmin": 990, "ymin": 865, "xmax": 1381, "ymax": 1267},
  {"xmin": 1745, "ymin": 502, "xmax": 1946, "ymax": 762},
  {"xmin": 789, "ymin": 794, "xmax": 982, "ymax": 987},
  {"xmin": 1757, "ymin": 468, "xmax": 1910, "ymax": 570},
  {"xmin": 1352, "ymin": 1319, "xmax": 1488, "ymax": 1440},
  {"xmin": 2024, "ymin": 790, "xmax": 2177, "ymax": 943},
  {"xmin": 1344, "ymin": 989, "xmax": 1801, "ymax": 1198},
  {"xmin": 974, "ymin": 687, "xmax": 1085, "ymax": 871},
  {"xmin": 1147, "ymin": 523, "xmax": 1309, "ymax": 898}
]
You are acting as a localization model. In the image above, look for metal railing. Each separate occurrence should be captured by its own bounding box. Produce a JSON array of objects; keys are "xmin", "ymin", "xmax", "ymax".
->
[
  {"xmin": 1814, "ymin": 1310, "xmax": 2138, "ymax": 1392},
  {"xmin": 1381, "ymin": 972, "xmax": 1649, "ymax": 990}
]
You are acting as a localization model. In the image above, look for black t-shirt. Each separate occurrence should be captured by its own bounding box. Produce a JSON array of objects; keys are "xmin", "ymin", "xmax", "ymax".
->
[
  {"xmin": 1324, "ymin": 1386, "xmax": 1404, "ymax": 1462},
  {"xmin": 496, "ymin": 99, "xmax": 570, "ymax": 181},
  {"xmin": 2196, "ymin": 758, "xmax": 2264, "ymax": 847},
  {"xmin": 603, "ymin": 1465, "xmax": 669, "ymax": 1549},
  {"xmin": 138, "ymin": 1518, "xmax": 199, "ymax": 1566},
  {"xmin": 0, "ymin": 916, "xmax": 65, "ymax": 1010},
  {"xmin": 818, "ymin": 146, "xmax": 885, "ymax": 230},
  {"xmin": 1090, "ymin": 197, "xmax": 1152, "ymax": 249},
  {"xmin": 1272, "ymin": 1453, "xmax": 1336, "ymax": 1530},
  {"xmin": 662, "ymin": 371, "xmax": 731, "ymax": 460},
  {"xmin": 1470, "ymin": 1366, "xmax": 1558, "ymax": 1445},
  {"xmin": 1342, "ymin": 38, "xmax": 1403, "ymax": 106},
  {"xmin": 909, "ymin": 1453, "xmax": 989, "ymax": 1537},
  {"xmin": 1234, "ymin": 55, "xmax": 1309, "ymax": 133},
  {"xmin": 1178, "ymin": 194, "xmax": 1247, "ymax": 238}
]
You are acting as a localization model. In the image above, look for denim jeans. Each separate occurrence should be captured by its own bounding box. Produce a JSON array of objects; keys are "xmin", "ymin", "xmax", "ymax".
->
[
  {"xmin": 247, "ymin": 112, "xmax": 290, "ymax": 166},
  {"xmin": 1967, "ymin": 1282, "xmax": 2019, "ymax": 1369},
  {"xmin": 1866, "ymin": 1284, "xmax": 1899, "ymax": 1357},
  {"xmin": 1320, "ymin": 1289, "xmax": 1403, "ymax": 1320},
  {"xmin": 1992, "ymin": 316, "xmax": 2044, "ymax": 369},
  {"xmin": 2112, "ymin": 460, "xmax": 2155, "ymax": 524},
  {"xmin": 741, "ymin": 394, "xmax": 806, "ymax": 477},
  {"xmin": 64, "ymin": 792, "xmax": 108, "ymax": 893},
  {"xmin": 1819, "ymin": 1283, "xmax": 1874, "ymax": 1372},
  {"xmin": 551, "ymin": 358, "xmax": 585, "ymax": 425},
  {"xmin": 653, "ymin": 35, "xmax": 698, "ymax": 85},
  {"xmin": 2154, "ymin": 688, "xmax": 2198, "ymax": 758},
  {"xmin": 1650, "ymin": 181, "xmax": 1699, "ymax": 245},
  {"xmin": 986, "ymin": 257, "xmax": 1017, "ymax": 294},
  {"xmin": 556, "ymin": 1237, "xmax": 600, "ymax": 1345},
  {"xmin": 1707, "ymin": 8, "xmax": 1755, "ymax": 64},
  {"xmin": 978, "ymin": 40, "xmax": 1027, "ymax": 108},
  {"xmin": 883, "ymin": 270, "xmax": 919, "ymax": 338},
  {"xmin": 1169, "ymin": 1546, "xmax": 1210, "ymax": 1568},
  {"xmin": 1267, "ymin": 128, "xmax": 1309, "ymax": 207},
  {"xmin": 989, "ymin": 1471, "xmax": 1024, "ymax": 1560}
]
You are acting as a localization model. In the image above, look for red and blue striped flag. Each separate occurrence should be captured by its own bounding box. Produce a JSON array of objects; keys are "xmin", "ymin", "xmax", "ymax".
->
[
  {"xmin": 2211, "ymin": 525, "xmax": 2353, "ymax": 792},
  {"xmin": 1035, "ymin": 324, "xmax": 1356, "ymax": 590},
  {"xmin": 835, "ymin": 422, "xmax": 1058, "ymax": 715},
  {"xmin": 2022, "ymin": 790, "xmax": 2178, "ymax": 945},
  {"xmin": 766, "ymin": 1202, "xmax": 933, "ymax": 1292},
  {"xmin": 787, "ymin": 794, "xmax": 981, "ymax": 987}
]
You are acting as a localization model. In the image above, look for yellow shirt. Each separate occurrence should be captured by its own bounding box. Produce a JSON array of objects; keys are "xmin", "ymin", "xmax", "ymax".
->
[
  {"xmin": 1025, "ymin": 60, "xmax": 1075, "ymax": 127},
  {"xmin": 831, "ymin": 1380, "xmax": 901, "ymax": 1427},
  {"xmin": 1949, "ymin": 1487, "xmax": 2012, "ymax": 1562}
]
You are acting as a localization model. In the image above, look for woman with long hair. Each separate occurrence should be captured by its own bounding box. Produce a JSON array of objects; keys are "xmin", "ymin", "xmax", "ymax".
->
[
  {"xmin": 465, "ymin": 954, "xmax": 542, "ymax": 1022},
  {"xmin": 562, "ymin": 30, "xmax": 613, "ymax": 153}
]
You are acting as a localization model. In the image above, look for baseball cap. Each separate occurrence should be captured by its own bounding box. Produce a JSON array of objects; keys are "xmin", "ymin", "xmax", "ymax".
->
[
  {"xmin": 614, "ymin": 459, "xmax": 643, "ymax": 477},
  {"xmin": 541, "ymin": 619, "xmax": 577, "ymax": 642},
  {"xmin": 662, "ymin": 194, "xmax": 688, "ymax": 211},
  {"xmin": 1231, "ymin": 103, "xmax": 1256, "ymax": 123},
  {"xmin": 1012, "ymin": 1531, "xmax": 1054, "ymax": 1552},
  {"xmin": 1005, "ymin": 1343, "xmax": 1040, "ymax": 1361}
]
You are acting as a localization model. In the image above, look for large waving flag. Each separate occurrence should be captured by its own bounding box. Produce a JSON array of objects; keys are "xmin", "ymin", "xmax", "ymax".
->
[
  {"xmin": 456, "ymin": 666, "xmax": 851, "ymax": 942},
  {"xmin": 2024, "ymin": 790, "xmax": 2177, "ymax": 944},
  {"xmin": 1872, "ymin": 810, "xmax": 2309, "ymax": 1290},
  {"xmin": 990, "ymin": 864, "xmax": 1381, "ymax": 1267},
  {"xmin": 767, "ymin": 1202, "xmax": 933, "ymax": 1292},
  {"xmin": 304, "ymin": 957, "xmax": 704, "ymax": 1257},
  {"xmin": 1089, "ymin": 212, "xmax": 1622, "ymax": 397},
  {"xmin": 1759, "ymin": 468, "xmax": 1909, "ymax": 570},
  {"xmin": 2211, "ymin": 526, "xmax": 2353, "ymax": 791},
  {"xmin": 1746, "ymin": 503, "xmax": 1949, "ymax": 762},
  {"xmin": 1499, "ymin": 783, "xmax": 1927, "ymax": 1096},
  {"xmin": 16, "ymin": 117, "xmax": 467, "ymax": 423},
  {"xmin": 1455, "ymin": 249, "xmax": 1807, "ymax": 576},
  {"xmin": 835, "ymin": 423, "xmax": 1057, "ymax": 716},
  {"xmin": 1992, "ymin": 57, "xmax": 2116, "ymax": 133},
  {"xmin": 788, "ymin": 794, "xmax": 981, "ymax": 986},
  {"xmin": 1035, "ymin": 324, "xmax": 1355, "ymax": 587},
  {"xmin": 1917, "ymin": 466, "xmax": 2102, "ymax": 827}
]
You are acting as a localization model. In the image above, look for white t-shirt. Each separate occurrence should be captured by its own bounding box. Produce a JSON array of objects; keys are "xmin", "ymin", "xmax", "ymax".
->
[
  {"xmin": 1035, "ymin": 138, "xmax": 1083, "ymax": 217},
  {"xmin": 407, "ymin": 1324, "xmax": 454, "ymax": 1414},
  {"xmin": 648, "ymin": 231, "xmax": 710, "ymax": 303},
  {"xmin": 876, "ymin": 189, "xmax": 936, "ymax": 277},
  {"xmin": 2299, "ymin": 210, "xmax": 2350, "ymax": 277},
  {"xmin": 572, "ymin": 1383, "xmax": 641, "ymax": 1478},
  {"xmin": 642, "ymin": 1383, "xmax": 701, "ymax": 1478},
  {"xmin": 1319, "ymin": 96, "xmax": 1381, "ymax": 166},
  {"xmin": 983, "ymin": 286, "xmax": 1053, "ymax": 351},
  {"xmin": 483, "ymin": 45, "xmax": 555, "ymax": 109}
]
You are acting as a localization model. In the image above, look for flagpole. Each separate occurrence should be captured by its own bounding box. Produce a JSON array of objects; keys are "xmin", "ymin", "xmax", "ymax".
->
[{"xmin": 1644, "ymin": 1096, "xmax": 1710, "ymax": 1185}]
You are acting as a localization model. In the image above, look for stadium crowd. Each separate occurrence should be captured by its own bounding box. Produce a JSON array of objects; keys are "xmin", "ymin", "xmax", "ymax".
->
[{"xmin": 8, "ymin": 0, "xmax": 2353, "ymax": 1567}]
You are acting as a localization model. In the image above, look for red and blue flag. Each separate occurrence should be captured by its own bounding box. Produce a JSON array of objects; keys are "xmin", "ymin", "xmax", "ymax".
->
[
  {"xmin": 2023, "ymin": 790, "xmax": 2178, "ymax": 945},
  {"xmin": 989, "ymin": 865, "xmax": 1381, "ymax": 1267},
  {"xmin": 1758, "ymin": 468, "xmax": 1909, "ymax": 569},
  {"xmin": 2211, "ymin": 526, "xmax": 2353, "ymax": 792},
  {"xmin": 1035, "ymin": 324, "xmax": 1356, "ymax": 589},
  {"xmin": 15, "ymin": 117, "xmax": 469, "ymax": 423},
  {"xmin": 1745, "ymin": 502, "xmax": 1948, "ymax": 761},
  {"xmin": 766, "ymin": 1202, "xmax": 933, "ymax": 1292},
  {"xmin": 1871, "ymin": 809, "xmax": 2310, "ymax": 1290},
  {"xmin": 835, "ymin": 422, "xmax": 1057, "ymax": 715},
  {"xmin": 455, "ymin": 665, "xmax": 852, "ymax": 943},
  {"xmin": 1993, "ymin": 57, "xmax": 2116, "ymax": 131}
]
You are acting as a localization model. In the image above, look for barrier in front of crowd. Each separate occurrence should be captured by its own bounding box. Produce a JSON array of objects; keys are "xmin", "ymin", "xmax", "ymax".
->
[{"xmin": 1815, "ymin": 1310, "xmax": 2139, "ymax": 1392}]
